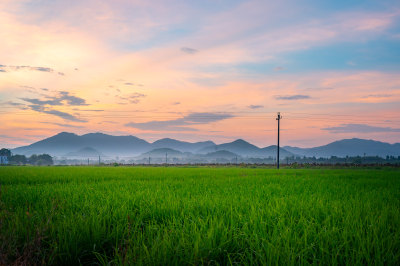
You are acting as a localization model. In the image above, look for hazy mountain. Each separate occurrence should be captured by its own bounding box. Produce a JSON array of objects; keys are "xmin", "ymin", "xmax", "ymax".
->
[
  {"xmin": 284, "ymin": 138, "xmax": 400, "ymax": 158},
  {"xmin": 10, "ymin": 132, "xmax": 399, "ymax": 159},
  {"xmin": 217, "ymin": 139, "xmax": 261, "ymax": 156},
  {"xmin": 12, "ymin": 132, "xmax": 83, "ymax": 156},
  {"xmin": 80, "ymin": 133, "xmax": 150, "ymax": 156},
  {"xmin": 140, "ymin": 148, "xmax": 184, "ymax": 158},
  {"xmin": 204, "ymin": 150, "xmax": 238, "ymax": 159},
  {"xmin": 12, "ymin": 132, "xmax": 151, "ymax": 156},
  {"xmin": 198, "ymin": 139, "xmax": 259, "ymax": 155},
  {"xmin": 198, "ymin": 139, "xmax": 293, "ymax": 158},
  {"xmin": 65, "ymin": 147, "xmax": 103, "ymax": 158},
  {"xmin": 260, "ymin": 145, "xmax": 293, "ymax": 158},
  {"xmin": 12, "ymin": 132, "xmax": 215, "ymax": 157},
  {"xmin": 152, "ymin": 138, "xmax": 215, "ymax": 152}
]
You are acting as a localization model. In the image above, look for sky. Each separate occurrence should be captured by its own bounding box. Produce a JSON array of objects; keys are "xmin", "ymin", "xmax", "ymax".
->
[{"xmin": 1, "ymin": 0, "xmax": 400, "ymax": 148}]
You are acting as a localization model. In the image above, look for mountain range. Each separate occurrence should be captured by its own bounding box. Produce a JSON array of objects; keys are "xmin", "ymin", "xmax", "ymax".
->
[
  {"xmin": 284, "ymin": 139, "xmax": 400, "ymax": 158},
  {"xmin": 10, "ymin": 132, "xmax": 400, "ymax": 159}
]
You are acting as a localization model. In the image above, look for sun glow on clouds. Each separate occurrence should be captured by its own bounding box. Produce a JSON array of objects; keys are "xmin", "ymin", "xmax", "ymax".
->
[{"xmin": 0, "ymin": 0, "xmax": 400, "ymax": 148}]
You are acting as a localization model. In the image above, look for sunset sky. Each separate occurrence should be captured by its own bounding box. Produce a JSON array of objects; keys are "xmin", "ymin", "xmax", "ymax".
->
[{"xmin": 1, "ymin": 0, "xmax": 400, "ymax": 148}]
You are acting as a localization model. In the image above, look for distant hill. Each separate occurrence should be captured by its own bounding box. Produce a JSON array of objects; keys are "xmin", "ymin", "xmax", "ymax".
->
[
  {"xmin": 198, "ymin": 139, "xmax": 260, "ymax": 155},
  {"xmin": 12, "ymin": 132, "xmax": 213, "ymax": 157},
  {"xmin": 205, "ymin": 150, "xmax": 238, "ymax": 159},
  {"xmin": 260, "ymin": 145, "xmax": 293, "ymax": 158},
  {"xmin": 12, "ymin": 132, "xmax": 83, "ymax": 156},
  {"xmin": 65, "ymin": 147, "xmax": 103, "ymax": 158},
  {"xmin": 152, "ymin": 138, "xmax": 215, "ymax": 152},
  {"xmin": 140, "ymin": 148, "xmax": 184, "ymax": 158},
  {"xmin": 284, "ymin": 138, "xmax": 400, "ymax": 158},
  {"xmin": 12, "ymin": 132, "xmax": 151, "ymax": 156},
  {"xmin": 198, "ymin": 139, "xmax": 293, "ymax": 158},
  {"xmin": 10, "ymin": 132, "xmax": 400, "ymax": 159}
]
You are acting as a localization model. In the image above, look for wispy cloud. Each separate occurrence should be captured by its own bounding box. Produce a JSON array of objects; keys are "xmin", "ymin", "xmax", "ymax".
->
[
  {"xmin": 20, "ymin": 91, "xmax": 88, "ymax": 106},
  {"xmin": 72, "ymin": 108, "xmax": 104, "ymax": 112},
  {"xmin": 125, "ymin": 112, "xmax": 234, "ymax": 131},
  {"xmin": 123, "ymin": 82, "xmax": 144, "ymax": 87},
  {"xmin": 3, "ymin": 101, "xmax": 27, "ymax": 108},
  {"xmin": 14, "ymin": 91, "xmax": 89, "ymax": 122},
  {"xmin": 274, "ymin": 66, "xmax": 284, "ymax": 71},
  {"xmin": 248, "ymin": 105, "xmax": 263, "ymax": 109},
  {"xmin": 117, "ymin": 92, "xmax": 146, "ymax": 104},
  {"xmin": 40, "ymin": 122, "xmax": 85, "ymax": 128},
  {"xmin": 58, "ymin": 91, "xmax": 87, "ymax": 105},
  {"xmin": 29, "ymin": 104, "xmax": 86, "ymax": 122},
  {"xmin": 275, "ymin": 94, "xmax": 311, "ymax": 100},
  {"xmin": 322, "ymin": 123, "xmax": 400, "ymax": 133},
  {"xmin": 181, "ymin": 47, "xmax": 198, "ymax": 54},
  {"xmin": 305, "ymin": 87, "xmax": 334, "ymax": 91},
  {"xmin": 0, "ymin": 64, "xmax": 64, "ymax": 75},
  {"xmin": 21, "ymin": 98, "xmax": 60, "ymax": 106},
  {"xmin": 361, "ymin": 94, "xmax": 392, "ymax": 98}
]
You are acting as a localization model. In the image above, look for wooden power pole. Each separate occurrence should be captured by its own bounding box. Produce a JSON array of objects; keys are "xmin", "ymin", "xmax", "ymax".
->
[{"xmin": 276, "ymin": 112, "xmax": 282, "ymax": 169}]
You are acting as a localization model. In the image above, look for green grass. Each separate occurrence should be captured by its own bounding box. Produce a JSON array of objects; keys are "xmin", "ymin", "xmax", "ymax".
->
[{"xmin": 1, "ymin": 166, "xmax": 399, "ymax": 265}]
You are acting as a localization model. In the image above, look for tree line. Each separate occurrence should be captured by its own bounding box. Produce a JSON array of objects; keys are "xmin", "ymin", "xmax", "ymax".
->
[{"xmin": 0, "ymin": 148, "xmax": 53, "ymax": 165}]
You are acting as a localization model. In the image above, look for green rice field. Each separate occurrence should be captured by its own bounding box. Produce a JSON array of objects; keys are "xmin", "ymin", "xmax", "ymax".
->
[{"xmin": 1, "ymin": 166, "xmax": 399, "ymax": 265}]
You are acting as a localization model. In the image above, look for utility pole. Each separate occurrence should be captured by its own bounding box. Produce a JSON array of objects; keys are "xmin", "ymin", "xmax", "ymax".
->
[
  {"xmin": 276, "ymin": 112, "xmax": 282, "ymax": 169},
  {"xmin": 88, "ymin": 158, "xmax": 89, "ymax": 166},
  {"xmin": 148, "ymin": 156, "xmax": 151, "ymax": 165},
  {"xmin": 165, "ymin": 152, "xmax": 168, "ymax": 165},
  {"xmin": 98, "ymin": 155, "xmax": 101, "ymax": 165}
]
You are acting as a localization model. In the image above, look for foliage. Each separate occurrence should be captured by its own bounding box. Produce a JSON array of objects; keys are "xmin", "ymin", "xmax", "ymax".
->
[
  {"xmin": 283, "ymin": 155, "xmax": 400, "ymax": 165},
  {"xmin": 0, "ymin": 167, "xmax": 399, "ymax": 265},
  {"xmin": 28, "ymin": 154, "xmax": 53, "ymax": 165},
  {"xmin": 9, "ymin": 155, "xmax": 27, "ymax": 165},
  {"xmin": 0, "ymin": 148, "xmax": 11, "ymax": 157}
]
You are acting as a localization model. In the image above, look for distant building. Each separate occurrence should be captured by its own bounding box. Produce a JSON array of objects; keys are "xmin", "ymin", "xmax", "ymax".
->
[{"xmin": 0, "ymin": 156, "xmax": 8, "ymax": 165}]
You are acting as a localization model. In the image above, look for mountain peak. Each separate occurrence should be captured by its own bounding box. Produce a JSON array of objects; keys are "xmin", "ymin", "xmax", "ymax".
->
[
  {"xmin": 55, "ymin": 132, "xmax": 77, "ymax": 137},
  {"xmin": 233, "ymin": 139, "xmax": 248, "ymax": 143},
  {"xmin": 153, "ymin": 138, "xmax": 179, "ymax": 144},
  {"xmin": 230, "ymin": 139, "xmax": 253, "ymax": 145},
  {"xmin": 228, "ymin": 139, "xmax": 256, "ymax": 147},
  {"xmin": 142, "ymin": 148, "xmax": 183, "ymax": 157},
  {"xmin": 82, "ymin": 132, "xmax": 110, "ymax": 137}
]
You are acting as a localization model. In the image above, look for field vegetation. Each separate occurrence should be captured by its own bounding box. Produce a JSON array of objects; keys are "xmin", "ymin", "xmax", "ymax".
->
[{"xmin": 1, "ymin": 166, "xmax": 399, "ymax": 265}]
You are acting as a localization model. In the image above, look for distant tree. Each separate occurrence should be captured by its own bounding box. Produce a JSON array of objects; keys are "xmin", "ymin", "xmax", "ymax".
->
[
  {"xmin": 0, "ymin": 148, "xmax": 11, "ymax": 157},
  {"xmin": 9, "ymin": 154, "xmax": 27, "ymax": 165},
  {"xmin": 352, "ymin": 156, "xmax": 362, "ymax": 164},
  {"xmin": 29, "ymin": 154, "xmax": 38, "ymax": 164},
  {"xmin": 38, "ymin": 154, "xmax": 53, "ymax": 165},
  {"xmin": 29, "ymin": 154, "xmax": 53, "ymax": 165}
]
